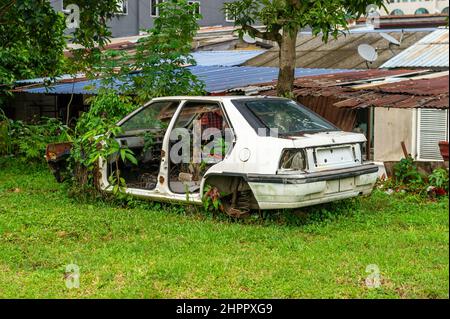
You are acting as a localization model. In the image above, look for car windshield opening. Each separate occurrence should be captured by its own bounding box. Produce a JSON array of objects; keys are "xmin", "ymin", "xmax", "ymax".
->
[{"xmin": 239, "ymin": 99, "xmax": 338, "ymax": 135}]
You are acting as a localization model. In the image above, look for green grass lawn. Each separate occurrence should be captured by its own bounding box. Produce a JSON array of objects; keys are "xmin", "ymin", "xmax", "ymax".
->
[{"xmin": 0, "ymin": 159, "xmax": 448, "ymax": 299}]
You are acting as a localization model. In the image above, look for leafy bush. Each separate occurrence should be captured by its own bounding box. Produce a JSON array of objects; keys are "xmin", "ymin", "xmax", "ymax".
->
[
  {"xmin": 379, "ymin": 156, "xmax": 448, "ymax": 198},
  {"xmin": 69, "ymin": 90, "xmax": 138, "ymax": 193},
  {"xmin": 394, "ymin": 155, "xmax": 423, "ymax": 185},
  {"xmin": 0, "ymin": 114, "xmax": 71, "ymax": 162},
  {"xmin": 429, "ymin": 168, "xmax": 449, "ymax": 192},
  {"xmin": 75, "ymin": 90, "xmax": 136, "ymax": 133}
]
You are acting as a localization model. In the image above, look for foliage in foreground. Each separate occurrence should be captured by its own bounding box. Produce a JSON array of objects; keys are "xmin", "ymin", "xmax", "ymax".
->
[
  {"xmin": 68, "ymin": 1, "xmax": 206, "ymax": 194},
  {"xmin": 0, "ymin": 109, "xmax": 70, "ymax": 162},
  {"xmin": 69, "ymin": 90, "xmax": 138, "ymax": 192},
  {"xmin": 378, "ymin": 155, "xmax": 449, "ymax": 198},
  {"xmin": 0, "ymin": 159, "xmax": 448, "ymax": 298},
  {"xmin": 2, "ymin": 1, "xmax": 205, "ymax": 198}
]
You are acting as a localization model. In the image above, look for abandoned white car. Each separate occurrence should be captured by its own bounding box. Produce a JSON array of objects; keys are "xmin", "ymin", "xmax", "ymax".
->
[
  {"xmin": 46, "ymin": 96, "xmax": 378, "ymax": 217},
  {"xmin": 75, "ymin": 96, "xmax": 376, "ymax": 217}
]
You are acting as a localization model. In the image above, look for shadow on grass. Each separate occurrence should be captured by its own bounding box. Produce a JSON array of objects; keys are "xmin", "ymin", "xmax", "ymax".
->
[
  {"xmin": 62, "ymin": 180, "xmax": 365, "ymax": 228},
  {"xmin": 2, "ymin": 156, "xmax": 427, "ymax": 229}
]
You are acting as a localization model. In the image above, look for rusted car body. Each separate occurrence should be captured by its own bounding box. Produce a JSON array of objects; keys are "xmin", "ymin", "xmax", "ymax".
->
[
  {"xmin": 48, "ymin": 96, "xmax": 379, "ymax": 216},
  {"xmin": 45, "ymin": 142, "xmax": 73, "ymax": 183}
]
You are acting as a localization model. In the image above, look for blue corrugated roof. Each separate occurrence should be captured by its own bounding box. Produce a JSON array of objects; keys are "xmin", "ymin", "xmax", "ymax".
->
[
  {"xmin": 22, "ymin": 66, "xmax": 355, "ymax": 94},
  {"xmin": 191, "ymin": 50, "xmax": 266, "ymax": 66},
  {"xmin": 16, "ymin": 51, "xmax": 266, "ymax": 85}
]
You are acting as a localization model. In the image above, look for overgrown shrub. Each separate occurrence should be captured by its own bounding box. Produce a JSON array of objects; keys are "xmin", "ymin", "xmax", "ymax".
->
[
  {"xmin": 0, "ymin": 114, "xmax": 71, "ymax": 162},
  {"xmin": 68, "ymin": 90, "xmax": 138, "ymax": 189},
  {"xmin": 379, "ymin": 156, "xmax": 448, "ymax": 198},
  {"xmin": 429, "ymin": 168, "xmax": 449, "ymax": 193},
  {"xmin": 393, "ymin": 155, "xmax": 423, "ymax": 185}
]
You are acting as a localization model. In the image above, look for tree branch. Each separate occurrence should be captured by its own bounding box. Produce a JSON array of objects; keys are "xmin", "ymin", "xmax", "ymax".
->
[
  {"xmin": 242, "ymin": 24, "xmax": 282, "ymax": 43},
  {"xmin": 0, "ymin": 0, "xmax": 15, "ymax": 23},
  {"xmin": 286, "ymin": 0, "xmax": 301, "ymax": 10}
]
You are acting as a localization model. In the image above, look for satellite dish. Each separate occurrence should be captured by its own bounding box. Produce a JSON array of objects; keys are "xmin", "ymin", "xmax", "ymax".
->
[
  {"xmin": 242, "ymin": 33, "xmax": 257, "ymax": 44},
  {"xmin": 358, "ymin": 44, "xmax": 378, "ymax": 62},
  {"xmin": 358, "ymin": 44, "xmax": 378, "ymax": 69},
  {"xmin": 380, "ymin": 33, "xmax": 401, "ymax": 46}
]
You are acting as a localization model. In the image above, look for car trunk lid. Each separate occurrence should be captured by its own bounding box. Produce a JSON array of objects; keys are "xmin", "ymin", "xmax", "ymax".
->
[{"xmin": 287, "ymin": 131, "xmax": 365, "ymax": 171}]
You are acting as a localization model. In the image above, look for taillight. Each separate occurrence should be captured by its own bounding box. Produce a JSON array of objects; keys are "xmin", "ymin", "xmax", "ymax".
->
[{"xmin": 279, "ymin": 149, "xmax": 307, "ymax": 171}]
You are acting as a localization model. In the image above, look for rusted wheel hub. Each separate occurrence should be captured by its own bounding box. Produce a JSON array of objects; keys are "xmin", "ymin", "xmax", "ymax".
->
[{"xmin": 222, "ymin": 190, "xmax": 252, "ymax": 218}]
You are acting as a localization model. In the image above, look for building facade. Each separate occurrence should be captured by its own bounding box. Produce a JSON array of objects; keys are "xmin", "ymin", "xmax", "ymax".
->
[
  {"xmin": 383, "ymin": 0, "xmax": 449, "ymax": 16},
  {"xmin": 51, "ymin": 0, "xmax": 237, "ymax": 38}
]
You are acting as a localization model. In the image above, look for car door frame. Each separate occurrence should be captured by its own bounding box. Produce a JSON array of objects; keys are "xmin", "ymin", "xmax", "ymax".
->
[
  {"xmin": 163, "ymin": 99, "xmax": 237, "ymax": 197},
  {"xmin": 99, "ymin": 99, "xmax": 205, "ymax": 205}
]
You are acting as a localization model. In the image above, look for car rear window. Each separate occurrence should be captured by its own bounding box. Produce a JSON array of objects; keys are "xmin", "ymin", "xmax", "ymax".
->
[{"xmin": 232, "ymin": 99, "xmax": 338, "ymax": 135}]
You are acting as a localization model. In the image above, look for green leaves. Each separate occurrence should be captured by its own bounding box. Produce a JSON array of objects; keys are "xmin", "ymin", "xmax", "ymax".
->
[
  {"xmin": 429, "ymin": 168, "xmax": 449, "ymax": 192},
  {"xmin": 225, "ymin": 0, "xmax": 385, "ymax": 95},
  {"xmin": 132, "ymin": 0, "xmax": 206, "ymax": 104},
  {"xmin": 227, "ymin": 0, "xmax": 385, "ymax": 38},
  {"xmin": 120, "ymin": 148, "xmax": 137, "ymax": 166},
  {"xmin": 0, "ymin": 0, "xmax": 66, "ymax": 88},
  {"xmin": 0, "ymin": 117, "xmax": 71, "ymax": 162}
]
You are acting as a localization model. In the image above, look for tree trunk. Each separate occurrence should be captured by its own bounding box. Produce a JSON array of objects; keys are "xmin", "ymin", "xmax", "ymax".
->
[{"xmin": 277, "ymin": 27, "xmax": 299, "ymax": 97}]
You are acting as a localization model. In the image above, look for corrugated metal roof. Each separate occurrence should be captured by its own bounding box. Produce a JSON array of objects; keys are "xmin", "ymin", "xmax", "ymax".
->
[
  {"xmin": 255, "ymin": 70, "xmax": 449, "ymax": 109},
  {"xmin": 246, "ymin": 30, "xmax": 433, "ymax": 69},
  {"xmin": 16, "ymin": 74, "xmax": 86, "ymax": 85},
  {"xmin": 381, "ymin": 29, "xmax": 449, "ymax": 69},
  {"xmin": 15, "ymin": 51, "xmax": 266, "ymax": 85},
  {"xmin": 191, "ymin": 50, "xmax": 266, "ymax": 66},
  {"xmin": 19, "ymin": 66, "xmax": 355, "ymax": 95}
]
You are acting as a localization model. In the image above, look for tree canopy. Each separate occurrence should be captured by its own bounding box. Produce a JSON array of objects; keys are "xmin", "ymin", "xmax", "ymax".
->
[
  {"xmin": 132, "ymin": 0, "xmax": 205, "ymax": 103},
  {"xmin": 0, "ymin": 0, "xmax": 66, "ymax": 86},
  {"xmin": 0, "ymin": 0, "xmax": 121, "ymax": 90},
  {"xmin": 225, "ymin": 0, "xmax": 385, "ymax": 95}
]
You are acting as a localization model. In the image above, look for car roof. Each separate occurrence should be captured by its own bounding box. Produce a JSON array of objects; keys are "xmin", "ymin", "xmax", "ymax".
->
[{"xmin": 150, "ymin": 96, "xmax": 288, "ymax": 102}]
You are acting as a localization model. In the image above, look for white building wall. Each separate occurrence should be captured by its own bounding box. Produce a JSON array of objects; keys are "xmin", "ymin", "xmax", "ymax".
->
[
  {"xmin": 374, "ymin": 107, "xmax": 449, "ymax": 162},
  {"xmin": 383, "ymin": 0, "xmax": 449, "ymax": 15},
  {"xmin": 374, "ymin": 108, "xmax": 414, "ymax": 162}
]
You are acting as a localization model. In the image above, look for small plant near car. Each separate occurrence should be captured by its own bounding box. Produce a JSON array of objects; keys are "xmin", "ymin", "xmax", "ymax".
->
[
  {"xmin": 379, "ymin": 156, "xmax": 448, "ymax": 198},
  {"xmin": 428, "ymin": 168, "xmax": 449, "ymax": 197},
  {"xmin": 69, "ymin": 90, "xmax": 138, "ymax": 193},
  {"xmin": 394, "ymin": 155, "xmax": 423, "ymax": 185},
  {"xmin": 203, "ymin": 185, "xmax": 224, "ymax": 213}
]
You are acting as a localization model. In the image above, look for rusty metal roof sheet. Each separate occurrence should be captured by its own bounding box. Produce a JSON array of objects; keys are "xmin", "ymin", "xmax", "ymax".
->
[
  {"xmin": 257, "ymin": 70, "xmax": 449, "ymax": 110},
  {"xmin": 381, "ymin": 29, "xmax": 449, "ymax": 69}
]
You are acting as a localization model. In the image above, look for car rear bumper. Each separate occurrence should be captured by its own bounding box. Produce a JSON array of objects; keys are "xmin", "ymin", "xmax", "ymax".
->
[{"xmin": 245, "ymin": 164, "xmax": 379, "ymax": 210}]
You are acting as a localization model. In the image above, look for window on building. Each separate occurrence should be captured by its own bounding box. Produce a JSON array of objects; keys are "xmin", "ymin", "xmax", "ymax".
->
[
  {"xmin": 151, "ymin": 0, "xmax": 164, "ymax": 17},
  {"xmin": 443, "ymin": 7, "xmax": 449, "ymax": 14},
  {"xmin": 418, "ymin": 109, "xmax": 449, "ymax": 161},
  {"xmin": 415, "ymin": 8, "xmax": 430, "ymax": 15},
  {"xmin": 390, "ymin": 9, "xmax": 405, "ymax": 15},
  {"xmin": 116, "ymin": 0, "xmax": 128, "ymax": 15},
  {"xmin": 187, "ymin": 1, "xmax": 201, "ymax": 15},
  {"xmin": 225, "ymin": 2, "xmax": 236, "ymax": 22}
]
